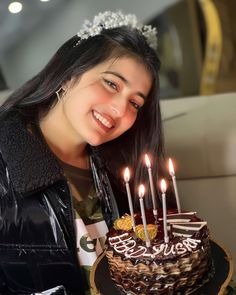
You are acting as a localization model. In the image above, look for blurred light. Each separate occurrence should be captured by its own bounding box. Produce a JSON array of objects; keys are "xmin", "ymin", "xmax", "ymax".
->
[
  {"xmin": 8, "ymin": 2, "xmax": 23, "ymax": 14},
  {"xmin": 40, "ymin": 0, "xmax": 51, "ymax": 2}
]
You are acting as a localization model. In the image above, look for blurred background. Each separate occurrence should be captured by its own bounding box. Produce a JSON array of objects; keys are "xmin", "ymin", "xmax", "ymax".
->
[
  {"xmin": 1, "ymin": 0, "xmax": 236, "ymax": 96},
  {"xmin": 0, "ymin": 0, "xmax": 236, "ymax": 281},
  {"xmin": 0, "ymin": 0, "xmax": 177, "ymax": 90}
]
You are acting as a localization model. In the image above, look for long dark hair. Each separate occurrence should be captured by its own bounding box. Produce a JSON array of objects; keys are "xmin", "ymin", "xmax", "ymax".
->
[{"xmin": 0, "ymin": 26, "xmax": 164, "ymax": 208}]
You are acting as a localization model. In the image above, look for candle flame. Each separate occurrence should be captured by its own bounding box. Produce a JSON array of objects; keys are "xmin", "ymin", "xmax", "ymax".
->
[
  {"xmin": 145, "ymin": 154, "xmax": 151, "ymax": 168},
  {"xmin": 124, "ymin": 167, "xmax": 130, "ymax": 182},
  {"xmin": 138, "ymin": 184, "xmax": 145, "ymax": 198},
  {"xmin": 168, "ymin": 158, "xmax": 175, "ymax": 176},
  {"xmin": 160, "ymin": 179, "xmax": 167, "ymax": 193}
]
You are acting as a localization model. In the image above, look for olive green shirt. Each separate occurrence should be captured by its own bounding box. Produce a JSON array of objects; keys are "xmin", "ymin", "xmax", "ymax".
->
[{"xmin": 62, "ymin": 162, "xmax": 108, "ymax": 295}]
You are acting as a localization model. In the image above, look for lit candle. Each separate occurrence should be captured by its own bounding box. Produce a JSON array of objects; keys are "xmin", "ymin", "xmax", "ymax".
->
[
  {"xmin": 138, "ymin": 184, "xmax": 151, "ymax": 247},
  {"xmin": 124, "ymin": 167, "xmax": 136, "ymax": 231},
  {"xmin": 160, "ymin": 179, "xmax": 169, "ymax": 243},
  {"xmin": 169, "ymin": 158, "xmax": 181, "ymax": 213},
  {"xmin": 145, "ymin": 154, "xmax": 158, "ymax": 216}
]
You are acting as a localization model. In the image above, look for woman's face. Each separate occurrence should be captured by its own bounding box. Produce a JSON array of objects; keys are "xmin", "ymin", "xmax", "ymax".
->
[{"xmin": 60, "ymin": 56, "xmax": 152, "ymax": 146}]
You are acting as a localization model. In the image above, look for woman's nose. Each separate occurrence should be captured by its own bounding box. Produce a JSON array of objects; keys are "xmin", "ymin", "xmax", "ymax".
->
[{"xmin": 110, "ymin": 97, "xmax": 128, "ymax": 118}]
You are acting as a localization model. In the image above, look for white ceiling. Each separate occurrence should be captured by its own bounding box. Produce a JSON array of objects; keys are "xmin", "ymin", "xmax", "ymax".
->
[{"xmin": 0, "ymin": 0, "xmax": 67, "ymax": 56}]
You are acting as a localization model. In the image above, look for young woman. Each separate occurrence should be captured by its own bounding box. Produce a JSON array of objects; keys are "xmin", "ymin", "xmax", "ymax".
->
[{"xmin": 0, "ymin": 11, "xmax": 168, "ymax": 295}]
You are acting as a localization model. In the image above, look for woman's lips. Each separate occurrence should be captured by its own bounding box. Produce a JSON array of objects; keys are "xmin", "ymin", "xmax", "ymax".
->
[{"xmin": 92, "ymin": 110, "xmax": 115, "ymax": 131}]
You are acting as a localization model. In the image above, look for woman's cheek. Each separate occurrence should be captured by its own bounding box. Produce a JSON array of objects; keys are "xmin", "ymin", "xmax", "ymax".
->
[
  {"xmin": 124, "ymin": 115, "xmax": 137, "ymax": 132},
  {"xmin": 90, "ymin": 83, "xmax": 112, "ymax": 102}
]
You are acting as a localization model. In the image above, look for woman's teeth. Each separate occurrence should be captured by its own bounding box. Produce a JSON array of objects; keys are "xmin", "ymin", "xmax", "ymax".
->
[{"xmin": 93, "ymin": 110, "xmax": 113, "ymax": 128}]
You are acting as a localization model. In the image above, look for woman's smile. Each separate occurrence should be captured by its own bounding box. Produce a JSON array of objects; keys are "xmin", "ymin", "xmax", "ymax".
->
[{"xmin": 92, "ymin": 110, "xmax": 115, "ymax": 131}]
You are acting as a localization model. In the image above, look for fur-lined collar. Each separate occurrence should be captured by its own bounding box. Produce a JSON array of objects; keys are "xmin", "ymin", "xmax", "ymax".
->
[{"xmin": 0, "ymin": 112, "xmax": 64, "ymax": 194}]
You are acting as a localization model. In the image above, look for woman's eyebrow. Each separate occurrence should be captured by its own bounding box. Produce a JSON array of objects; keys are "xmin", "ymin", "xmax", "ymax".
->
[{"xmin": 102, "ymin": 70, "xmax": 146, "ymax": 100}]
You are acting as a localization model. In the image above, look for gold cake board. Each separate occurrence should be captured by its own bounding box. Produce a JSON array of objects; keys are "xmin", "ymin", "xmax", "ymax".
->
[{"xmin": 90, "ymin": 239, "xmax": 233, "ymax": 295}]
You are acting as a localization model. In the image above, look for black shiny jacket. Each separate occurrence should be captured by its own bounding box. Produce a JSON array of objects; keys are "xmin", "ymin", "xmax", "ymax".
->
[{"xmin": 0, "ymin": 112, "xmax": 121, "ymax": 295}]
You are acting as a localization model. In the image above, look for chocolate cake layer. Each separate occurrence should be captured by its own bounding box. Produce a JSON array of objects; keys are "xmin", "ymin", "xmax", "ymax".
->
[{"xmin": 106, "ymin": 210, "xmax": 213, "ymax": 294}]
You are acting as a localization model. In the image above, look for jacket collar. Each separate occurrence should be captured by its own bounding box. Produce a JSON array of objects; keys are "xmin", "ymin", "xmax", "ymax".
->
[{"xmin": 0, "ymin": 112, "xmax": 64, "ymax": 194}]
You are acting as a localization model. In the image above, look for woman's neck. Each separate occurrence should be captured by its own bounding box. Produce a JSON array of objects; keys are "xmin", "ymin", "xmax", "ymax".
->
[{"xmin": 38, "ymin": 105, "xmax": 89, "ymax": 169}]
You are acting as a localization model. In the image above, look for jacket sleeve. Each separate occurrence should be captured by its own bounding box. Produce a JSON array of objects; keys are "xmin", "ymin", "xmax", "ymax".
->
[
  {"xmin": 0, "ymin": 153, "xmax": 85, "ymax": 295},
  {"xmin": 0, "ymin": 154, "xmax": 9, "ymax": 293},
  {"xmin": 31, "ymin": 285, "xmax": 68, "ymax": 295}
]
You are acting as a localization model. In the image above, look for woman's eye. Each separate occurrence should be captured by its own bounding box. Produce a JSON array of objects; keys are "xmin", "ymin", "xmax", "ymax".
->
[
  {"xmin": 103, "ymin": 79, "xmax": 117, "ymax": 90},
  {"xmin": 130, "ymin": 100, "xmax": 141, "ymax": 110}
]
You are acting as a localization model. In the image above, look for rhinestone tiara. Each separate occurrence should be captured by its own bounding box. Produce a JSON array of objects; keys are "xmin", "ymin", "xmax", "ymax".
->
[{"xmin": 76, "ymin": 11, "xmax": 157, "ymax": 50}]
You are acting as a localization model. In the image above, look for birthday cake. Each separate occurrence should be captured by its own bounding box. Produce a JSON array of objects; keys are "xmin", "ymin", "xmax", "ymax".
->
[{"xmin": 106, "ymin": 209, "xmax": 213, "ymax": 294}]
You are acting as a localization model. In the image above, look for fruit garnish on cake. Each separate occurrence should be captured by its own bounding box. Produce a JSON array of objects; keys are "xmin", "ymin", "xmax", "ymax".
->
[
  {"xmin": 135, "ymin": 224, "xmax": 157, "ymax": 241},
  {"xmin": 113, "ymin": 214, "xmax": 133, "ymax": 231}
]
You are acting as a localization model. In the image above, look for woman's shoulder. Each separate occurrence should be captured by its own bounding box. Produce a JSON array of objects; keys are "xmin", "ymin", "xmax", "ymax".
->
[
  {"xmin": 0, "ymin": 111, "xmax": 25, "ymax": 155},
  {"xmin": 0, "ymin": 110, "xmax": 24, "ymax": 135}
]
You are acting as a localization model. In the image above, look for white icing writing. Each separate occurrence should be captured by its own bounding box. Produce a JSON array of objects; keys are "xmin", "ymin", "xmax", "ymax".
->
[
  {"xmin": 108, "ymin": 234, "xmax": 201, "ymax": 259},
  {"xmin": 152, "ymin": 243, "xmax": 165, "ymax": 255},
  {"xmin": 164, "ymin": 244, "xmax": 176, "ymax": 256},
  {"xmin": 182, "ymin": 238, "xmax": 201, "ymax": 251},
  {"xmin": 126, "ymin": 246, "xmax": 147, "ymax": 258},
  {"xmin": 109, "ymin": 233, "xmax": 130, "ymax": 245},
  {"xmin": 175, "ymin": 242, "xmax": 187, "ymax": 254},
  {"xmin": 109, "ymin": 233, "xmax": 136, "ymax": 253}
]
